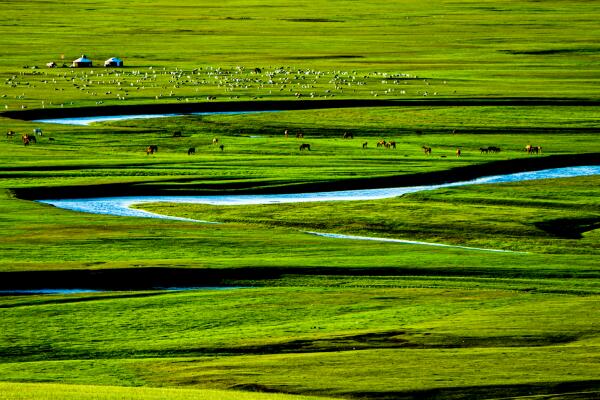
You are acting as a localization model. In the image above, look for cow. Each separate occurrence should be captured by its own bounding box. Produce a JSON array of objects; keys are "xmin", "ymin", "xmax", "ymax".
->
[
  {"xmin": 212, "ymin": 138, "xmax": 219, "ymax": 145},
  {"xmin": 6, "ymin": 130, "xmax": 15, "ymax": 139},
  {"xmin": 299, "ymin": 143, "xmax": 311, "ymax": 151},
  {"xmin": 187, "ymin": 147, "xmax": 195, "ymax": 155}
]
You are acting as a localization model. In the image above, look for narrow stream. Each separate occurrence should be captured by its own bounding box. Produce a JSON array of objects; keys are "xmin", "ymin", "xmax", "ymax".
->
[{"xmin": 37, "ymin": 165, "xmax": 600, "ymax": 253}]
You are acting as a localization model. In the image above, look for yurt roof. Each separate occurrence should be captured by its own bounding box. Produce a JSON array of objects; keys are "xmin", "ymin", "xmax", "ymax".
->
[
  {"xmin": 105, "ymin": 57, "xmax": 122, "ymax": 62},
  {"xmin": 74, "ymin": 55, "xmax": 92, "ymax": 63}
]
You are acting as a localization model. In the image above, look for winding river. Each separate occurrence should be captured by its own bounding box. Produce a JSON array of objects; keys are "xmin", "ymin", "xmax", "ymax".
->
[{"xmin": 38, "ymin": 165, "xmax": 600, "ymax": 253}]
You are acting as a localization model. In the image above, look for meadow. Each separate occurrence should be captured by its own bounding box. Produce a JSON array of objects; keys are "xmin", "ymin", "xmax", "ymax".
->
[{"xmin": 0, "ymin": 0, "xmax": 599, "ymax": 399}]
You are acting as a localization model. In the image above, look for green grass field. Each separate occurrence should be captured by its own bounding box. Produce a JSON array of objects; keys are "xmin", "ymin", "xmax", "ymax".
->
[{"xmin": 0, "ymin": 1, "xmax": 599, "ymax": 399}]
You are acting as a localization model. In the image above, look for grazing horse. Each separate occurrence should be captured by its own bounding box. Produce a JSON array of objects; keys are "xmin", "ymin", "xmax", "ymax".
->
[
  {"xmin": 377, "ymin": 140, "xmax": 386, "ymax": 148},
  {"xmin": 488, "ymin": 146, "xmax": 501, "ymax": 153},
  {"xmin": 343, "ymin": 132, "xmax": 353, "ymax": 139},
  {"xmin": 284, "ymin": 129, "xmax": 289, "ymax": 138},
  {"xmin": 212, "ymin": 137, "xmax": 219, "ymax": 145},
  {"xmin": 6, "ymin": 130, "xmax": 15, "ymax": 139},
  {"xmin": 22, "ymin": 134, "xmax": 36, "ymax": 145},
  {"xmin": 388, "ymin": 141, "xmax": 396, "ymax": 149},
  {"xmin": 296, "ymin": 132, "xmax": 304, "ymax": 139},
  {"xmin": 529, "ymin": 145, "xmax": 542, "ymax": 154},
  {"xmin": 299, "ymin": 143, "xmax": 311, "ymax": 151},
  {"xmin": 422, "ymin": 146, "xmax": 432, "ymax": 155},
  {"xmin": 146, "ymin": 145, "xmax": 158, "ymax": 155},
  {"xmin": 362, "ymin": 142, "xmax": 368, "ymax": 149},
  {"xmin": 456, "ymin": 148, "xmax": 461, "ymax": 157},
  {"xmin": 187, "ymin": 147, "xmax": 195, "ymax": 155},
  {"xmin": 219, "ymin": 144, "xmax": 224, "ymax": 151},
  {"xmin": 480, "ymin": 147, "xmax": 489, "ymax": 154}
]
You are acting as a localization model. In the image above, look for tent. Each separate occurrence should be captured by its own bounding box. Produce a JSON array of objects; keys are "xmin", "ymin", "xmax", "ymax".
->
[
  {"xmin": 72, "ymin": 55, "xmax": 93, "ymax": 67},
  {"xmin": 104, "ymin": 57, "xmax": 123, "ymax": 67}
]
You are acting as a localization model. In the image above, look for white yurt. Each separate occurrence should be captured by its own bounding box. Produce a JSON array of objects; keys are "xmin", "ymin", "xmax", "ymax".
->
[
  {"xmin": 72, "ymin": 55, "xmax": 93, "ymax": 67},
  {"xmin": 104, "ymin": 57, "xmax": 123, "ymax": 67}
]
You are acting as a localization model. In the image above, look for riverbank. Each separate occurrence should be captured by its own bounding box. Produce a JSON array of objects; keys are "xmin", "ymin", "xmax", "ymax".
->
[
  {"xmin": 3, "ymin": 98, "xmax": 600, "ymax": 122},
  {"xmin": 13, "ymin": 153, "xmax": 600, "ymax": 200}
]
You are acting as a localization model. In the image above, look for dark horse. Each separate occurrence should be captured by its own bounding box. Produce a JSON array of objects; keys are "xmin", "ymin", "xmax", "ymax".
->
[
  {"xmin": 187, "ymin": 147, "xmax": 195, "ymax": 155},
  {"xmin": 299, "ymin": 143, "xmax": 311, "ymax": 151},
  {"xmin": 343, "ymin": 132, "xmax": 353, "ymax": 139}
]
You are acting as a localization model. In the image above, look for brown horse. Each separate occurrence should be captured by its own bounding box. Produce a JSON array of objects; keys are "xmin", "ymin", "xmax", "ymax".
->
[
  {"xmin": 422, "ymin": 146, "xmax": 431, "ymax": 155},
  {"xmin": 299, "ymin": 143, "xmax": 311, "ymax": 151},
  {"xmin": 377, "ymin": 140, "xmax": 386, "ymax": 148},
  {"xmin": 146, "ymin": 145, "xmax": 158, "ymax": 155},
  {"xmin": 456, "ymin": 148, "xmax": 461, "ymax": 157},
  {"xmin": 22, "ymin": 134, "xmax": 36, "ymax": 145},
  {"xmin": 388, "ymin": 141, "xmax": 396, "ymax": 149}
]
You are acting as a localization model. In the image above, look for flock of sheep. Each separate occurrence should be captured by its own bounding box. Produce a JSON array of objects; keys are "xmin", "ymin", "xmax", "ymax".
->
[{"xmin": 2, "ymin": 65, "xmax": 445, "ymax": 110}]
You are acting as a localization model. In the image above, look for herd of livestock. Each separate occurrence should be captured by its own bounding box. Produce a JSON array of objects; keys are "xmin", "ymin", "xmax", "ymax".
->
[{"xmin": 6, "ymin": 127, "xmax": 543, "ymax": 156}]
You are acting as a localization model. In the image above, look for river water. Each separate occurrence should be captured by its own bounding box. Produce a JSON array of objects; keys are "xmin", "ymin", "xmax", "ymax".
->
[{"xmin": 38, "ymin": 165, "xmax": 600, "ymax": 221}]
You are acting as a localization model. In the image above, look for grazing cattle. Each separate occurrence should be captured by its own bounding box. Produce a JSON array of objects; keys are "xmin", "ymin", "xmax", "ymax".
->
[
  {"xmin": 488, "ymin": 146, "xmax": 501, "ymax": 153},
  {"xmin": 219, "ymin": 144, "xmax": 224, "ymax": 151},
  {"xmin": 6, "ymin": 130, "xmax": 15, "ymax": 139},
  {"xmin": 377, "ymin": 140, "xmax": 386, "ymax": 148},
  {"xmin": 456, "ymin": 148, "xmax": 461, "ymax": 157},
  {"xmin": 146, "ymin": 145, "xmax": 158, "ymax": 155},
  {"xmin": 48, "ymin": 137, "xmax": 55, "ymax": 141},
  {"xmin": 422, "ymin": 146, "xmax": 432, "ymax": 155},
  {"xmin": 212, "ymin": 138, "xmax": 219, "ymax": 145},
  {"xmin": 299, "ymin": 143, "xmax": 311, "ymax": 151},
  {"xmin": 187, "ymin": 147, "xmax": 195, "ymax": 155},
  {"xmin": 33, "ymin": 128, "xmax": 43, "ymax": 136},
  {"xmin": 172, "ymin": 131, "xmax": 182, "ymax": 137},
  {"xmin": 480, "ymin": 147, "xmax": 489, "ymax": 154},
  {"xmin": 362, "ymin": 142, "xmax": 368, "ymax": 149},
  {"xmin": 343, "ymin": 132, "xmax": 353, "ymax": 139}
]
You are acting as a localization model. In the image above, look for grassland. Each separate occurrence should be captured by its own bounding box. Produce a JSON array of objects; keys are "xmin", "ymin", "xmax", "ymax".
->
[{"xmin": 0, "ymin": 0, "xmax": 599, "ymax": 399}]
